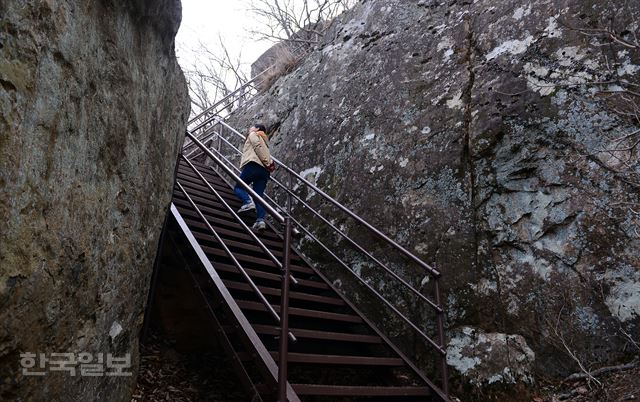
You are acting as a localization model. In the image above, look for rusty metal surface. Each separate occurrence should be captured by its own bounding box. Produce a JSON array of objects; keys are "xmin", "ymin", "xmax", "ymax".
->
[
  {"xmin": 167, "ymin": 132, "xmax": 450, "ymax": 400},
  {"xmin": 168, "ymin": 204, "xmax": 300, "ymax": 401}
]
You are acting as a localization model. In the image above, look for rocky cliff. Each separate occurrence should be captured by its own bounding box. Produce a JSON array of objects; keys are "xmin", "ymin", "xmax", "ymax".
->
[
  {"xmin": 0, "ymin": 1, "xmax": 189, "ymax": 400},
  {"xmin": 229, "ymin": 0, "xmax": 640, "ymax": 397}
]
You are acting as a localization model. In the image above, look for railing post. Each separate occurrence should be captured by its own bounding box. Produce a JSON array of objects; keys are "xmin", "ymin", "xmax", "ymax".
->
[
  {"xmin": 286, "ymin": 170, "xmax": 293, "ymax": 213},
  {"xmin": 216, "ymin": 122, "xmax": 223, "ymax": 173},
  {"xmin": 277, "ymin": 216, "xmax": 293, "ymax": 401},
  {"xmin": 185, "ymin": 123, "xmax": 449, "ymax": 399},
  {"xmin": 434, "ymin": 278, "xmax": 449, "ymax": 399}
]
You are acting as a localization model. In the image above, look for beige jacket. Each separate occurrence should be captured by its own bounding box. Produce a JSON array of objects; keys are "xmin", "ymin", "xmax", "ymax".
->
[{"xmin": 240, "ymin": 131, "xmax": 272, "ymax": 169}]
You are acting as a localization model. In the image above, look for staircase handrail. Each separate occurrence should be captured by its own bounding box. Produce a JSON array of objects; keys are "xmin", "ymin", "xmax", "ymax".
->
[
  {"xmin": 189, "ymin": 117, "xmax": 449, "ymax": 393},
  {"xmin": 212, "ymin": 118, "xmax": 441, "ymax": 278},
  {"xmin": 186, "ymin": 65, "xmax": 274, "ymax": 128},
  {"xmin": 184, "ymin": 130, "xmax": 285, "ymax": 224}
]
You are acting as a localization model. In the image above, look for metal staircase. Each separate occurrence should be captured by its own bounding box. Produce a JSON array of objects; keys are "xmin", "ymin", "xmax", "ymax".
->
[{"xmin": 148, "ymin": 83, "xmax": 449, "ymax": 401}]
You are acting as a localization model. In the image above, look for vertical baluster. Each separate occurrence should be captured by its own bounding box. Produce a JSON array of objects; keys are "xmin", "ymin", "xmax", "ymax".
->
[
  {"xmin": 287, "ymin": 170, "xmax": 293, "ymax": 213},
  {"xmin": 216, "ymin": 121, "xmax": 223, "ymax": 173},
  {"xmin": 278, "ymin": 216, "xmax": 292, "ymax": 401},
  {"xmin": 434, "ymin": 278, "xmax": 449, "ymax": 399},
  {"xmin": 277, "ymin": 169, "xmax": 295, "ymax": 401}
]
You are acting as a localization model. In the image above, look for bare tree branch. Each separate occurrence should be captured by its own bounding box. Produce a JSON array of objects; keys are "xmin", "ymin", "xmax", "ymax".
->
[
  {"xmin": 564, "ymin": 360, "xmax": 639, "ymax": 382},
  {"xmin": 180, "ymin": 38, "xmax": 254, "ymax": 123},
  {"xmin": 246, "ymin": 0, "xmax": 357, "ymax": 47},
  {"xmin": 546, "ymin": 306, "xmax": 602, "ymax": 388}
]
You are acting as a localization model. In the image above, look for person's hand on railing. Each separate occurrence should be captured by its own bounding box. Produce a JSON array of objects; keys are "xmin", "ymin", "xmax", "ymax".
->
[{"xmin": 266, "ymin": 162, "xmax": 277, "ymax": 173}]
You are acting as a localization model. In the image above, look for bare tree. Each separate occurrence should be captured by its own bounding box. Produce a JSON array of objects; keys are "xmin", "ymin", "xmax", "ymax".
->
[
  {"xmin": 551, "ymin": 13, "xmax": 640, "ymax": 222},
  {"xmin": 242, "ymin": 0, "xmax": 357, "ymax": 91},
  {"xmin": 582, "ymin": 27, "xmax": 640, "ymax": 187},
  {"xmin": 180, "ymin": 36, "xmax": 253, "ymax": 121},
  {"xmin": 181, "ymin": 0, "xmax": 359, "ymax": 120},
  {"xmin": 247, "ymin": 0, "xmax": 357, "ymax": 48},
  {"xmin": 561, "ymin": 15, "xmax": 640, "ymax": 241}
]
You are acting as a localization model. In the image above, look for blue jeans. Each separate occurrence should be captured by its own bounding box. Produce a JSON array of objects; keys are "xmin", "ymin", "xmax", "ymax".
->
[{"xmin": 234, "ymin": 162, "xmax": 270, "ymax": 221}]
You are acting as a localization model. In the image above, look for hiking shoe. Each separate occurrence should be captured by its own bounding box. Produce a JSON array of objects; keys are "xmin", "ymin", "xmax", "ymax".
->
[
  {"xmin": 252, "ymin": 220, "xmax": 266, "ymax": 231},
  {"xmin": 237, "ymin": 202, "xmax": 255, "ymax": 214}
]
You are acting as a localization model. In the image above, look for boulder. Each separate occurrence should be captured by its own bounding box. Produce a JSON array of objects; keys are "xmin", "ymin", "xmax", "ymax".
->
[
  {"xmin": 228, "ymin": 0, "xmax": 640, "ymax": 395},
  {"xmin": 0, "ymin": 0, "xmax": 189, "ymax": 400}
]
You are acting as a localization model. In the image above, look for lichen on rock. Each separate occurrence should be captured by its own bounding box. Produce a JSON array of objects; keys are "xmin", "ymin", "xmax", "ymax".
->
[
  {"xmin": 0, "ymin": 0, "xmax": 189, "ymax": 400},
  {"xmin": 447, "ymin": 326, "xmax": 535, "ymax": 386},
  {"xmin": 227, "ymin": 0, "xmax": 640, "ymax": 397}
]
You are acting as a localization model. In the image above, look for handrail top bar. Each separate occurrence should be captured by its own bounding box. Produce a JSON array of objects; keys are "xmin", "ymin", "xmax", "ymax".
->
[
  {"xmin": 187, "ymin": 65, "xmax": 275, "ymax": 126},
  {"xmin": 183, "ymin": 125, "xmax": 220, "ymax": 151},
  {"xmin": 184, "ymin": 128, "xmax": 216, "ymax": 149},
  {"xmin": 175, "ymin": 181, "xmax": 297, "ymax": 344},
  {"xmin": 186, "ymin": 118, "xmax": 221, "ymax": 144},
  {"xmin": 214, "ymin": 117, "xmax": 245, "ymax": 137},
  {"xmin": 202, "ymin": 141, "xmax": 444, "ymax": 312},
  {"xmin": 183, "ymin": 131, "xmax": 285, "ymax": 224},
  {"xmin": 185, "ymin": 107, "xmax": 252, "ymax": 149},
  {"xmin": 209, "ymin": 119, "xmax": 441, "ymax": 278},
  {"xmin": 187, "ymin": 83, "xmax": 252, "ymax": 127}
]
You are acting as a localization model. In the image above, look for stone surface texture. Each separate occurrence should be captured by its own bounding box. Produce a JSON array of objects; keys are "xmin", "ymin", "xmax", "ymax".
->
[
  {"xmin": 0, "ymin": 0, "xmax": 189, "ymax": 400},
  {"xmin": 227, "ymin": 0, "xmax": 640, "ymax": 395}
]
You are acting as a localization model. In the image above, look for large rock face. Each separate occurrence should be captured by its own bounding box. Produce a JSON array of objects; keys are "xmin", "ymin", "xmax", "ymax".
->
[
  {"xmin": 0, "ymin": 1, "xmax": 189, "ymax": 400},
  {"xmin": 228, "ymin": 0, "xmax": 640, "ymax": 396}
]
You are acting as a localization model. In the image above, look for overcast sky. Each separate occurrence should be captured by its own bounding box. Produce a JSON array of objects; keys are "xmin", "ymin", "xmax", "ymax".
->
[{"xmin": 176, "ymin": 0, "xmax": 273, "ymax": 74}]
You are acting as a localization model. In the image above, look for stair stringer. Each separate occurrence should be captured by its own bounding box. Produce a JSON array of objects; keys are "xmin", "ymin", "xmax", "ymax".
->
[{"xmin": 170, "ymin": 203, "xmax": 301, "ymax": 402}]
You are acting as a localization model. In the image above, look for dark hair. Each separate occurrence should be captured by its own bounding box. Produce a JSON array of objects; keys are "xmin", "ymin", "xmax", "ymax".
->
[{"xmin": 252, "ymin": 123, "xmax": 267, "ymax": 132}]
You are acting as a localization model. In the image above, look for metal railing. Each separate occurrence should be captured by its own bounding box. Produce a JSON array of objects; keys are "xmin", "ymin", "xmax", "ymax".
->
[
  {"xmin": 180, "ymin": 131, "xmax": 296, "ymax": 400},
  {"xmin": 185, "ymin": 118, "xmax": 449, "ymax": 397},
  {"xmin": 222, "ymin": 42, "xmax": 312, "ymax": 122},
  {"xmin": 183, "ymin": 66, "xmax": 277, "ymax": 153},
  {"xmin": 184, "ymin": 41, "xmax": 314, "ymax": 153}
]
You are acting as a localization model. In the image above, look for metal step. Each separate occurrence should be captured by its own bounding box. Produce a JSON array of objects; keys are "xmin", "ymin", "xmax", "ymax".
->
[
  {"xmin": 213, "ymin": 263, "xmax": 329, "ymax": 290},
  {"xmin": 292, "ymin": 384, "xmax": 430, "ymax": 396},
  {"xmin": 222, "ymin": 280, "xmax": 345, "ymax": 306},
  {"xmin": 175, "ymin": 205, "xmax": 282, "ymax": 242},
  {"xmin": 173, "ymin": 203, "xmax": 280, "ymax": 241},
  {"xmin": 176, "ymin": 172, "xmax": 239, "ymax": 199},
  {"xmin": 270, "ymin": 353, "xmax": 404, "ymax": 366},
  {"xmin": 168, "ymin": 156, "xmax": 447, "ymax": 401},
  {"xmin": 173, "ymin": 191, "xmax": 244, "ymax": 220},
  {"xmin": 236, "ymin": 300, "xmax": 362, "ymax": 323},
  {"xmin": 192, "ymin": 230, "xmax": 305, "ymax": 263},
  {"xmin": 251, "ymin": 325, "xmax": 382, "ymax": 344},
  {"xmin": 201, "ymin": 245, "xmax": 315, "ymax": 275},
  {"xmin": 183, "ymin": 217, "xmax": 284, "ymax": 248},
  {"xmin": 178, "ymin": 166, "xmax": 241, "ymax": 195}
]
